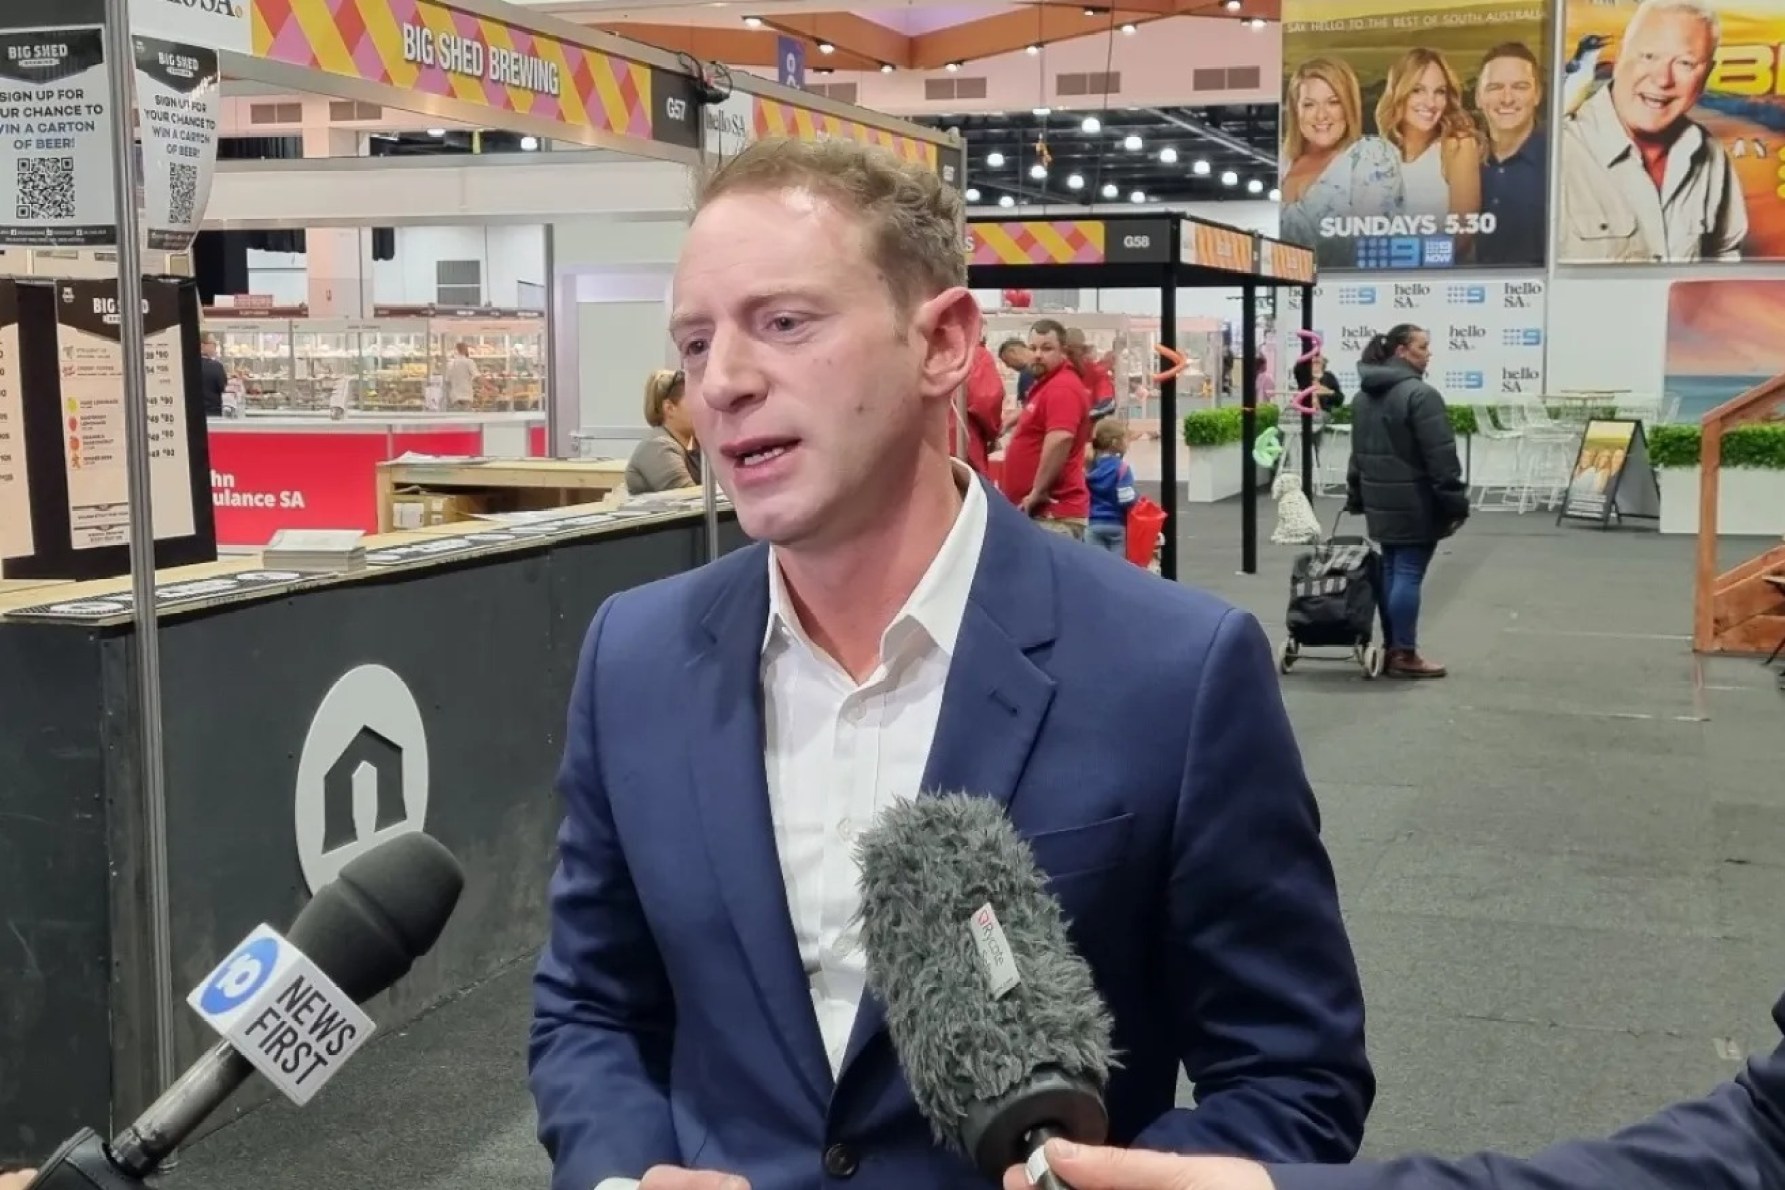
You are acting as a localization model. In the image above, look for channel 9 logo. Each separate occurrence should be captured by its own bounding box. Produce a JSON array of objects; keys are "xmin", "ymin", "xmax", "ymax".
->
[
  {"xmin": 1445, "ymin": 285, "xmax": 1487, "ymax": 305},
  {"xmin": 1336, "ymin": 286, "xmax": 1378, "ymax": 307},
  {"xmin": 1443, "ymin": 370, "xmax": 1485, "ymax": 390},
  {"xmin": 1502, "ymin": 328, "xmax": 1543, "ymax": 348}
]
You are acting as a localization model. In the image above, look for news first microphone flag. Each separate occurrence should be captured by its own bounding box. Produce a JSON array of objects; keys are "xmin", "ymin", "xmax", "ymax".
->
[{"xmin": 188, "ymin": 923, "xmax": 376, "ymax": 1106}]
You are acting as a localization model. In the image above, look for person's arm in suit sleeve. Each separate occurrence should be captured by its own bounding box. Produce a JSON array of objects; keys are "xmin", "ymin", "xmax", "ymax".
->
[
  {"xmin": 1270, "ymin": 1001, "xmax": 1785, "ymax": 1190},
  {"xmin": 1132, "ymin": 609, "xmax": 1374, "ymax": 1163},
  {"xmin": 530, "ymin": 599, "xmax": 680, "ymax": 1190},
  {"xmin": 1410, "ymin": 390, "xmax": 1469, "ymax": 524}
]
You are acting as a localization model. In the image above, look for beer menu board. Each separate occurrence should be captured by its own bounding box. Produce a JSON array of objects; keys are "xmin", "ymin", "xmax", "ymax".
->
[
  {"xmin": 55, "ymin": 279, "xmax": 195, "ymax": 549},
  {"xmin": 0, "ymin": 283, "xmax": 27, "ymax": 561},
  {"xmin": 1, "ymin": 275, "xmax": 215, "ymax": 583}
]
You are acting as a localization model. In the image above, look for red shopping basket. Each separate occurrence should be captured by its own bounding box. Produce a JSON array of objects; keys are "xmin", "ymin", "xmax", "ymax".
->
[{"xmin": 1126, "ymin": 497, "xmax": 1166, "ymax": 567}]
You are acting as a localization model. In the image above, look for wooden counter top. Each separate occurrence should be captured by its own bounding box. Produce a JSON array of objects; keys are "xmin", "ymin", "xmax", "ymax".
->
[{"xmin": 0, "ymin": 488, "xmax": 727, "ymax": 627}]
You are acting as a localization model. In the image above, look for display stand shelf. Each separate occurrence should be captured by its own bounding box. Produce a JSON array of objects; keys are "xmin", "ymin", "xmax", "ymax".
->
[{"xmin": 1693, "ymin": 375, "xmax": 1785, "ymax": 657}]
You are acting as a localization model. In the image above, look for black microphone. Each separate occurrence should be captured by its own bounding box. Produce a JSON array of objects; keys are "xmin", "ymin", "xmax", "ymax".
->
[
  {"xmin": 26, "ymin": 831, "xmax": 465, "ymax": 1189},
  {"xmin": 855, "ymin": 794, "xmax": 1115, "ymax": 1190}
]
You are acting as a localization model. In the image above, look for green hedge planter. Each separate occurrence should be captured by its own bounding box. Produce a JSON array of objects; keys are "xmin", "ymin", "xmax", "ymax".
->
[
  {"xmin": 1647, "ymin": 424, "xmax": 1785, "ymax": 470},
  {"xmin": 1183, "ymin": 407, "xmax": 1785, "ymax": 471}
]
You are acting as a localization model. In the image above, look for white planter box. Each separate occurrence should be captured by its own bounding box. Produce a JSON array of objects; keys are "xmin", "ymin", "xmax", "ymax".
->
[{"xmin": 1657, "ymin": 467, "xmax": 1785, "ymax": 536}]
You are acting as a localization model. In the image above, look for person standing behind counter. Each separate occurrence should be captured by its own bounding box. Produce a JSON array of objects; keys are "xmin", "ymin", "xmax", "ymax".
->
[{"xmin": 625, "ymin": 368, "xmax": 703, "ymax": 495}]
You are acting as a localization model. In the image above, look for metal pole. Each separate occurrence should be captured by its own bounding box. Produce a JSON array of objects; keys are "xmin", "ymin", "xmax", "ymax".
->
[
  {"xmin": 1158, "ymin": 272, "xmax": 1178, "ymax": 583},
  {"xmin": 542, "ymin": 223, "xmax": 558, "ymax": 456},
  {"xmin": 1240, "ymin": 282, "xmax": 1258, "ymax": 576},
  {"xmin": 1300, "ymin": 283, "xmax": 1315, "ymax": 501},
  {"xmin": 102, "ymin": 0, "xmax": 177, "ymax": 1090}
]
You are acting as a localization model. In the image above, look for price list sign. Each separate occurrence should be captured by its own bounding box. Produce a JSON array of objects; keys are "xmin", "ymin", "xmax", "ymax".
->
[
  {"xmin": 54, "ymin": 279, "xmax": 195, "ymax": 550},
  {"xmin": 0, "ymin": 281, "xmax": 27, "ymax": 561}
]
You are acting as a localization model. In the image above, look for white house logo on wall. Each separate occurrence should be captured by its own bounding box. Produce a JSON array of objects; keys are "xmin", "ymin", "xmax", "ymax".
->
[{"xmin": 294, "ymin": 664, "xmax": 430, "ymax": 894}]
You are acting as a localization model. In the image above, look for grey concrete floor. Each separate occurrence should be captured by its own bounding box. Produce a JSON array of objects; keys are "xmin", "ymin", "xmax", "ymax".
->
[{"xmin": 169, "ymin": 498, "xmax": 1785, "ymax": 1186}]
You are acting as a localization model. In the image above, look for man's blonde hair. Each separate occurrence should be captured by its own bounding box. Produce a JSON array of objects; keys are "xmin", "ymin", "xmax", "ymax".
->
[{"xmin": 697, "ymin": 137, "xmax": 967, "ymax": 316}]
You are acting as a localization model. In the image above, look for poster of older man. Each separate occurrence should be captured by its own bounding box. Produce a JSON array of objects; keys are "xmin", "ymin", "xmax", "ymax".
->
[{"xmin": 1559, "ymin": 0, "xmax": 1752, "ymax": 262}]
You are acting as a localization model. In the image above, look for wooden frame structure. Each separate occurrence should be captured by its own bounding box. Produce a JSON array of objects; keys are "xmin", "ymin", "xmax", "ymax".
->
[{"xmin": 1693, "ymin": 375, "xmax": 1785, "ymax": 656}]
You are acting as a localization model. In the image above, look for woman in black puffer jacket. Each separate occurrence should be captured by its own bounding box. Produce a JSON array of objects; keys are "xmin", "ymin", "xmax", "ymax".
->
[{"xmin": 1346, "ymin": 323, "xmax": 1469, "ymax": 679}]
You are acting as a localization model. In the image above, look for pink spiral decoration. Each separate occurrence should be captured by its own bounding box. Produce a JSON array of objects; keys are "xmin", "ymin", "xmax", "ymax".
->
[{"xmin": 1288, "ymin": 329, "xmax": 1323, "ymax": 414}]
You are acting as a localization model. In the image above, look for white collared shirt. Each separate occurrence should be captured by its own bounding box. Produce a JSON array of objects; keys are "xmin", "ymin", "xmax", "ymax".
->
[{"xmin": 761, "ymin": 464, "xmax": 988, "ymax": 1076}]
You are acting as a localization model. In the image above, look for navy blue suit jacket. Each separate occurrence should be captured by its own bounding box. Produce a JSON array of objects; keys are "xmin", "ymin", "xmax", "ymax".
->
[
  {"xmin": 529, "ymin": 485, "xmax": 1373, "ymax": 1190},
  {"xmin": 1272, "ymin": 993, "xmax": 1785, "ymax": 1190}
]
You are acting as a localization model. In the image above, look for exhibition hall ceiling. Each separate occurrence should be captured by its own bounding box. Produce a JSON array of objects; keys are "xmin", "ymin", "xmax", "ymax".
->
[
  {"xmin": 527, "ymin": 0, "xmax": 1276, "ymax": 73},
  {"xmin": 916, "ymin": 103, "xmax": 1278, "ymax": 206}
]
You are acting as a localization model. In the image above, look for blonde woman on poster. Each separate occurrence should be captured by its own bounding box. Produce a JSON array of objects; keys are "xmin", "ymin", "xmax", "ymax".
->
[
  {"xmin": 1279, "ymin": 57, "xmax": 1405, "ymax": 264},
  {"xmin": 1376, "ymin": 47, "xmax": 1482, "ymax": 234}
]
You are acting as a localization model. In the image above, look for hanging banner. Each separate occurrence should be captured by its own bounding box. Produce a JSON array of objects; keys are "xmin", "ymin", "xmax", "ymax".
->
[
  {"xmin": 0, "ymin": 282, "xmax": 28, "ymax": 563},
  {"xmin": 1559, "ymin": 0, "xmax": 1782, "ymax": 263},
  {"xmin": 0, "ymin": 24, "xmax": 116, "ymax": 247},
  {"xmin": 1280, "ymin": 0, "xmax": 1552, "ymax": 272},
  {"xmin": 133, "ymin": 36, "xmax": 221, "ymax": 251},
  {"xmin": 1280, "ymin": 276, "xmax": 1547, "ymax": 398}
]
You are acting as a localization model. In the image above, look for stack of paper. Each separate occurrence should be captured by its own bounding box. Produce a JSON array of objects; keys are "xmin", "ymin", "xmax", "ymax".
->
[{"xmin": 263, "ymin": 529, "xmax": 367, "ymax": 574}]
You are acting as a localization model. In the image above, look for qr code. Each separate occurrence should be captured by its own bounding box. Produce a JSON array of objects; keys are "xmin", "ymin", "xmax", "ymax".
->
[
  {"xmin": 17, "ymin": 156, "xmax": 75, "ymax": 222},
  {"xmin": 168, "ymin": 162, "xmax": 198, "ymax": 226}
]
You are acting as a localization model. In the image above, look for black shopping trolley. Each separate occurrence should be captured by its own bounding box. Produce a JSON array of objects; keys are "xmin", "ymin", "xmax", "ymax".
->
[{"xmin": 1279, "ymin": 513, "xmax": 1385, "ymax": 680}]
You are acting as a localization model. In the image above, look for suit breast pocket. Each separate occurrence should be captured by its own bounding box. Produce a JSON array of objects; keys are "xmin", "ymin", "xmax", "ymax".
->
[{"xmin": 1022, "ymin": 813, "xmax": 1135, "ymax": 882}]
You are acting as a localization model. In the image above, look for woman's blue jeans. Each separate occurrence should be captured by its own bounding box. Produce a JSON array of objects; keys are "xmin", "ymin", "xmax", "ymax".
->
[{"xmin": 1379, "ymin": 542, "xmax": 1436, "ymax": 652}]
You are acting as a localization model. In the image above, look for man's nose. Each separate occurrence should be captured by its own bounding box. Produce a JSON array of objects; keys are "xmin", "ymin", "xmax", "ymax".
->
[{"xmin": 699, "ymin": 329, "xmax": 763, "ymax": 411}]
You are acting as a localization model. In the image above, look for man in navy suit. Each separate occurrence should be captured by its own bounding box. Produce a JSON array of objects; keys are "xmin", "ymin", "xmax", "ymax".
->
[
  {"xmin": 1000, "ymin": 990, "xmax": 1785, "ymax": 1190},
  {"xmin": 528, "ymin": 136, "xmax": 1373, "ymax": 1190}
]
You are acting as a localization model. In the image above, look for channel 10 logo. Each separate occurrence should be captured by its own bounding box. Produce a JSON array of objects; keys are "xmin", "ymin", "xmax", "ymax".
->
[{"xmin": 199, "ymin": 935, "xmax": 282, "ymax": 1016}]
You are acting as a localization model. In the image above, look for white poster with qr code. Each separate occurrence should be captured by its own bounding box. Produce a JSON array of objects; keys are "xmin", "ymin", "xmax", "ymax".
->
[
  {"xmin": 0, "ymin": 25, "xmax": 116, "ymax": 248},
  {"xmin": 133, "ymin": 37, "xmax": 218, "ymax": 252}
]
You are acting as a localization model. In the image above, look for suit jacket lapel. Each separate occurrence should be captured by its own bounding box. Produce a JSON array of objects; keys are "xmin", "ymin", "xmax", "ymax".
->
[
  {"xmin": 687, "ymin": 547, "xmax": 834, "ymax": 1110},
  {"xmin": 838, "ymin": 491, "xmax": 1060, "ymax": 1079}
]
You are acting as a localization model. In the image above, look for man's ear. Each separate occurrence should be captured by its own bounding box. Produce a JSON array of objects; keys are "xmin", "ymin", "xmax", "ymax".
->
[{"xmin": 914, "ymin": 286, "xmax": 980, "ymax": 401}]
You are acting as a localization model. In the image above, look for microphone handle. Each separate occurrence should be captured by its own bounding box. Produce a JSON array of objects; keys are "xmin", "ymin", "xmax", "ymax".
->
[
  {"xmin": 1022, "ymin": 1124, "xmax": 1079, "ymax": 1190},
  {"xmin": 108, "ymin": 1040, "xmax": 258, "ymax": 1177},
  {"xmin": 25, "ymin": 1130, "xmax": 145, "ymax": 1190}
]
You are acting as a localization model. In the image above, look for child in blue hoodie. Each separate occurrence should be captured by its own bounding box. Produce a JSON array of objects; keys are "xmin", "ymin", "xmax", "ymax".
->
[{"xmin": 1085, "ymin": 417, "xmax": 1137, "ymax": 555}]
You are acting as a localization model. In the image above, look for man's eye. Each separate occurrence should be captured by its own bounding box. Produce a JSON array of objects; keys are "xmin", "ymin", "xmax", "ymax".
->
[
  {"xmin": 770, "ymin": 316, "xmax": 801, "ymax": 332},
  {"xmin": 682, "ymin": 339, "xmax": 709, "ymax": 358}
]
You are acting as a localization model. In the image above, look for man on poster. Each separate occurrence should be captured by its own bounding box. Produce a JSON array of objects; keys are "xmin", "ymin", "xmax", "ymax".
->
[
  {"xmin": 1559, "ymin": 0, "xmax": 1745, "ymax": 262},
  {"xmin": 1475, "ymin": 43, "xmax": 1548, "ymax": 267}
]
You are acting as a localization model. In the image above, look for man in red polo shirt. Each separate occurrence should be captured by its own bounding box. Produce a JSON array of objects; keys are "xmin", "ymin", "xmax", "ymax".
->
[{"xmin": 999, "ymin": 318, "xmax": 1093, "ymax": 538}]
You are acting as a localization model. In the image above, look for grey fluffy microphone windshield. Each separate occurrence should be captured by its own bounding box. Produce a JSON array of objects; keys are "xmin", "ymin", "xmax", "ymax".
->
[{"xmin": 855, "ymin": 793, "xmax": 1115, "ymax": 1189}]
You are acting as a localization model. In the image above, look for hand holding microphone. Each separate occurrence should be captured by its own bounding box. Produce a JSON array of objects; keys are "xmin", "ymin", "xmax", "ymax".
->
[
  {"xmin": 855, "ymin": 793, "xmax": 1115, "ymax": 1190},
  {"xmin": 1002, "ymin": 1144, "xmax": 1277, "ymax": 1190}
]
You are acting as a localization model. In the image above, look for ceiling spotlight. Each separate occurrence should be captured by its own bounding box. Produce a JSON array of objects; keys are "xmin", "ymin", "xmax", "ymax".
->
[
  {"xmin": 1123, "ymin": 134, "xmax": 1142, "ymax": 150},
  {"xmin": 1033, "ymin": 106, "xmax": 1052, "ymax": 116},
  {"xmin": 880, "ymin": 62, "xmax": 893, "ymax": 72},
  {"xmin": 817, "ymin": 41, "xmax": 834, "ymax": 53},
  {"xmin": 945, "ymin": 61, "xmax": 961, "ymax": 71},
  {"xmin": 1081, "ymin": 115, "xmax": 1100, "ymax": 133},
  {"xmin": 1102, "ymin": 182, "xmax": 1118, "ymax": 198},
  {"xmin": 426, "ymin": 127, "xmax": 445, "ymax": 137},
  {"xmin": 1221, "ymin": 169, "xmax": 1238, "ymax": 185},
  {"xmin": 1026, "ymin": 44, "xmax": 1040, "ymax": 55},
  {"xmin": 1247, "ymin": 177, "xmax": 1264, "ymax": 193},
  {"xmin": 1129, "ymin": 190, "xmax": 1145, "ymax": 203},
  {"xmin": 1246, "ymin": 17, "xmax": 1265, "ymax": 27},
  {"xmin": 1268, "ymin": 187, "xmax": 1281, "ymax": 201},
  {"xmin": 1192, "ymin": 159, "xmax": 1210, "ymax": 175},
  {"xmin": 520, "ymin": 135, "xmax": 539, "ymax": 151},
  {"xmin": 986, "ymin": 151, "xmax": 1005, "ymax": 167},
  {"xmin": 1067, "ymin": 173, "xmax": 1084, "ymax": 189},
  {"xmin": 742, "ymin": 14, "xmax": 762, "ymax": 25},
  {"xmin": 966, "ymin": 187, "xmax": 981, "ymax": 201},
  {"xmin": 1159, "ymin": 147, "xmax": 1178, "ymax": 164},
  {"xmin": 1083, "ymin": 6, "xmax": 1096, "ymax": 13},
  {"xmin": 1120, "ymin": 22, "xmax": 1136, "ymax": 33},
  {"xmin": 1223, "ymin": 0, "xmax": 1240, "ymax": 8},
  {"xmin": 998, "ymin": 194, "xmax": 1016, "ymax": 208},
  {"xmin": 1029, "ymin": 163, "xmax": 1048, "ymax": 179}
]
